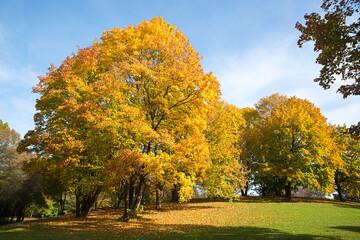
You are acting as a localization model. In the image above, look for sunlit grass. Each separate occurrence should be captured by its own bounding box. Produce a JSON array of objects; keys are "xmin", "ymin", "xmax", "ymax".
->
[{"xmin": 0, "ymin": 197, "xmax": 359, "ymax": 239}]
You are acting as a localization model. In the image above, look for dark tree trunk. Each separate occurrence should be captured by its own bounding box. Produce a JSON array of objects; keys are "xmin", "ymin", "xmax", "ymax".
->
[
  {"xmin": 58, "ymin": 191, "xmax": 66, "ymax": 215},
  {"xmin": 75, "ymin": 194, "xmax": 81, "ymax": 218},
  {"xmin": 171, "ymin": 184, "xmax": 180, "ymax": 202},
  {"xmin": 335, "ymin": 173, "xmax": 345, "ymax": 202},
  {"xmin": 122, "ymin": 179, "xmax": 130, "ymax": 220},
  {"xmin": 75, "ymin": 187, "xmax": 102, "ymax": 218},
  {"xmin": 284, "ymin": 182, "xmax": 292, "ymax": 198},
  {"xmin": 129, "ymin": 177, "xmax": 135, "ymax": 208},
  {"xmin": 16, "ymin": 206, "xmax": 25, "ymax": 222},
  {"xmin": 241, "ymin": 183, "xmax": 249, "ymax": 196},
  {"xmin": 132, "ymin": 175, "xmax": 145, "ymax": 216},
  {"xmin": 155, "ymin": 186, "xmax": 163, "ymax": 210},
  {"xmin": 118, "ymin": 181, "xmax": 125, "ymax": 208}
]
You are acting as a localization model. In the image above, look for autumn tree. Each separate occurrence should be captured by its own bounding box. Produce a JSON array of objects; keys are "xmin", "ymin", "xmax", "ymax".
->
[
  {"xmin": 204, "ymin": 100, "xmax": 247, "ymax": 198},
  {"xmin": 19, "ymin": 47, "xmax": 149, "ymax": 217},
  {"xmin": 20, "ymin": 17, "xmax": 220, "ymax": 218},
  {"xmin": 254, "ymin": 93, "xmax": 288, "ymax": 118},
  {"xmin": 296, "ymin": 0, "xmax": 360, "ymax": 136},
  {"xmin": 238, "ymin": 107, "xmax": 259, "ymax": 196},
  {"xmin": 240, "ymin": 94, "xmax": 288, "ymax": 196},
  {"xmin": 255, "ymin": 97, "xmax": 341, "ymax": 197},
  {"xmin": 333, "ymin": 125, "xmax": 360, "ymax": 201},
  {"xmin": 97, "ymin": 17, "xmax": 220, "ymax": 217}
]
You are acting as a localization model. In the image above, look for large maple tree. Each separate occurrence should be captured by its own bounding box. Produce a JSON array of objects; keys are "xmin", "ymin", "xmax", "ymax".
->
[{"xmin": 20, "ymin": 17, "xmax": 221, "ymax": 218}]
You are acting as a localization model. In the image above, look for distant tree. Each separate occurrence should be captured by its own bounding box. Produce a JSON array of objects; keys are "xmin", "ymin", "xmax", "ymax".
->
[
  {"xmin": 296, "ymin": 0, "xmax": 360, "ymax": 136},
  {"xmin": 0, "ymin": 120, "xmax": 45, "ymax": 223},
  {"xmin": 254, "ymin": 93, "xmax": 288, "ymax": 118},
  {"xmin": 240, "ymin": 94, "xmax": 288, "ymax": 197},
  {"xmin": 292, "ymin": 186, "xmax": 326, "ymax": 198},
  {"xmin": 255, "ymin": 97, "xmax": 341, "ymax": 197},
  {"xmin": 0, "ymin": 120, "xmax": 20, "ymax": 168},
  {"xmin": 332, "ymin": 125, "xmax": 360, "ymax": 202}
]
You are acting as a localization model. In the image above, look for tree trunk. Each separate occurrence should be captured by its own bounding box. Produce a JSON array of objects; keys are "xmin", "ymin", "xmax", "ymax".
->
[
  {"xmin": 241, "ymin": 183, "xmax": 249, "ymax": 196},
  {"xmin": 132, "ymin": 175, "xmax": 145, "ymax": 216},
  {"xmin": 115, "ymin": 181, "xmax": 124, "ymax": 209},
  {"xmin": 129, "ymin": 177, "xmax": 134, "ymax": 208},
  {"xmin": 284, "ymin": 182, "xmax": 292, "ymax": 198},
  {"xmin": 335, "ymin": 174, "xmax": 345, "ymax": 202},
  {"xmin": 121, "ymin": 179, "xmax": 130, "ymax": 220},
  {"xmin": 75, "ymin": 187, "xmax": 102, "ymax": 218},
  {"xmin": 171, "ymin": 184, "xmax": 180, "ymax": 202},
  {"xmin": 155, "ymin": 186, "xmax": 163, "ymax": 210},
  {"xmin": 16, "ymin": 206, "xmax": 25, "ymax": 222},
  {"xmin": 58, "ymin": 191, "xmax": 66, "ymax": 215},
  {"xmin": 75, "ymin": 194, "xmax": 81, "ymax": 218}
]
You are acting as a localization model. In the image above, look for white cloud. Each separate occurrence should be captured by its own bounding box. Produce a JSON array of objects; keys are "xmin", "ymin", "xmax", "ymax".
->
[
  {"xmin": 208, "ymin": 34, "xmax": 360, "ymax": 127},
  {"xmin": 0, "ymin": 63, "xmax": 39, "ymax": 137},
  {"xmin": 324, "ymin": 102, "xmax": 360, "ymax": 126},
  {"xmin": 0, "ymin": 64, "xmax": 38, "ymax": 85}
]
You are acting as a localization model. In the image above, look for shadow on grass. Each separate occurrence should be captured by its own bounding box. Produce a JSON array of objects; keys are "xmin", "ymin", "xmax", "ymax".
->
[
  {"xmin": 0, "ymin": 209, "xmax": 343, "ymax": 240},
  {"xmin": 190, "ymin": 196, "xmax": 360, "ymax": 210},
  {"xmin": 1, "ymin": 197, "xmax": 358, "ymax": 239},
  {"xmin": 144, "ymin": 202, "xmax": 216, "ymax": 213},
  {"xmin": 0, "ymin": 222, "xmax": 341, "ymax": 240},
  {"xmin": 331, "ymin": 226, "xmax": 360, "ymax": 233},
  {"xmin": 151, "ymin": 225, "xmax": 342, "ymax": 240}
]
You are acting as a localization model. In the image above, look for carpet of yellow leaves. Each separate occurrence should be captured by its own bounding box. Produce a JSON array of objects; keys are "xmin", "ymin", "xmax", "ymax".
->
[{"xmin": 16, "ymin": 197, "xmax": 358, "ymax": 238}]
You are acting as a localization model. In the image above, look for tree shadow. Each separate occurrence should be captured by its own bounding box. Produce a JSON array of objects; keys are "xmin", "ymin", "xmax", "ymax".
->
[
  {"xmin": 144, "ymin": 202, "xmax": 216, "ymax": 213},
  {"xmin": 143, "ymin": 225, "xmax": 342, "ymax": 240},
  {"xmin": 0, "ymin": 211, "xmax": 344, "ymax": 240},
  {"xmin": 201, "ymin": 196, "xmax": 360, "ymax": 210},
  {"xmin": 330, "ymin": 226, "xmax": 360, "ymax": 233},
  {"xmin": 1, "ymin": 198, "xmax": 358, "ymax": 239},
  {"xmin": 1, "ymin": 222, "xmax": 342, "ymax": 240}
]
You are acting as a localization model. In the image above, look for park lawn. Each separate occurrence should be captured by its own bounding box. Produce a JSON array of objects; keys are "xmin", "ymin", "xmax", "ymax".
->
[{"xmin": 0, "ymin": 197, "xmax": 359, "ymax": 239}]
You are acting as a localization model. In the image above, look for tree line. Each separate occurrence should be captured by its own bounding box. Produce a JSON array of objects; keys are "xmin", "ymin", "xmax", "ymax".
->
[{"xmin": 1, "ymin": 2, "xmax": 360, "ymax": 222}]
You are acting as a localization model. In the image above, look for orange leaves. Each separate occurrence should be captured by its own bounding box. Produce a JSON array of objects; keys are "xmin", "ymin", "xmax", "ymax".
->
[
  {"xmin": 93, "ymin": 16, "xmax": 221, "ymax": 200},
  {"xmin": 22, "ymin": 17, "xmax": 224, "ymax": 207}
]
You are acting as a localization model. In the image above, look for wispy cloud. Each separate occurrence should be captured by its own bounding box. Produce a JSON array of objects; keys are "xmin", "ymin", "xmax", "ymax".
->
[
  {"xmin": 0, "ymin": 63, "xmax": 39, "ymax": 136},
  {"xmin": 208, "ymin": 34, "xmax": 359, "ymax": 126}
]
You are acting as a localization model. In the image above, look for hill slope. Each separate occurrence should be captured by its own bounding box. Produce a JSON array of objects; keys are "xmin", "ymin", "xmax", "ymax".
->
[{"xmin": 0, "ymin": 197, "xmax": 359, "ymax": 239}]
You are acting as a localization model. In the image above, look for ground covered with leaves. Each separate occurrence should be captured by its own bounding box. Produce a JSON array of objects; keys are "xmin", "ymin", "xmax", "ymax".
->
[{"xmin": 0, "ymin": 197, "xmax": 359, "ymax": 239}]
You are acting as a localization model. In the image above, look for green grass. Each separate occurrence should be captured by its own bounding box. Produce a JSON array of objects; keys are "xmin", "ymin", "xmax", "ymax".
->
[{"xmin": 0, "ymin": 197, "xmax": 359, "ymax": 239}]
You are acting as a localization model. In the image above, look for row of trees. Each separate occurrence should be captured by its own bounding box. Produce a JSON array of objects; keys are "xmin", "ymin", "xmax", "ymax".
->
[
  {"xmin": 4, "ymin": 92, "xmax": 359, "ymax": 222},
  {"xmin": 2, "ymin": 9, "xmax": 359, "ymax": 222}
]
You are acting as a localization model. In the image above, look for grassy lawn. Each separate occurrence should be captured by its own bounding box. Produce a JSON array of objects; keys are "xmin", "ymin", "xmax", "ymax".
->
[{"xmin": 0, "ymin": 197, "xmax": 359, "ymax": 239}]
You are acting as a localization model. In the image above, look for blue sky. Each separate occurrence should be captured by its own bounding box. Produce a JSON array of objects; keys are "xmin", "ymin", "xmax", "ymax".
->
[{"xmin": 0, "ymin": 0, "xmax": 359, "ymax": 136}]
